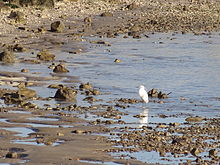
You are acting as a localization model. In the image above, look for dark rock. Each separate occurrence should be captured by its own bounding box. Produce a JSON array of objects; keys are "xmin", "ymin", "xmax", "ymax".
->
[
  {"xmin": 126, "ymin": 3, "xmax": 139, "ymax": 10},
  {"xmin": 8, "ymin": 11, "xmax": 25, "ymax": 23},
  {"xmin": 190, "ymin": 148, "xmax": 201, "ymax": 156},
  {"xmin": 51, "ymin": 21, "xmax": 65, "ymax": 33},
  {"xmin": 3, "ymin": 92, "xmax": 22, "ymax": 104},
  {"xmin": 53, "ymin": 63, "xmax": 69, "ymax": 73},
  {"xmin": 7, "ymin": 44, "xmax": 27, "ymax": 52},
  {"xmin": 0, "ymin": 50, "xmax": 15, "ymax": 63},
  {"xmin": 54, "ymin": 86, "xmax": 77, "ymax": 100},
  {"xmin": 17, "ymin": 87, "xmax": 37, "ymax": 99},
  {"xmin": 100, "ymin": 12, "xmax": 113, "ymax": 17},
  {"xmin": 6, "ymin": 152, "xmax": 18, "ymax": 158},
  {"xmin": 114, "ymin": 59, "xmax": 121, "ymax": 63},
  {"xmin": 79, "ymin": 82, "xmax": 92, "ymax": 90},
  {"xmin": 84, "ymin": 17, "xmax": 92, "ymax": 23},
  {"xmin": 21, "ymin": 69, "xmax": 29, "ymax": 73},
  {"xmin": 37, "ymin": 50, "xmax": 55, "ymax": 61},
  {"xmin": 209, "ymin": 149, "xmax": 218, "ymax": 157}
]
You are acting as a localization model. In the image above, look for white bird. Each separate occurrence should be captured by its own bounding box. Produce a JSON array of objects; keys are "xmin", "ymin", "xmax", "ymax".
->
[{"xmin": 139, "ymin": 85, "xmax": 149, "ymax": 103}]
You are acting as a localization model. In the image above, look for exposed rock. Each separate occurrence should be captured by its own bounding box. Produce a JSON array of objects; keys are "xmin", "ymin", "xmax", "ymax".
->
[
  {"xmin": 8, "ymin": 11, "xmax": 25, "ymax": 23},
  {"xmin": 71, "ymin": 130, "xmax": 88, "ymax": 134},
  {"xmin": 54, "ymin": 86, "xmax": 77, "ymax": 100},
  {"xmin": 21, "ymin": 69, "xmax": 29, "ymax": 73},
  {"xmin": 48, "ymin": 84, "xmax": 64, "ymax": 89},
  {"xmin": 185, "ymin": 117, "xmax": 204, "ymax": 122},
  {"xmin": 190, "ymin": 148, "xmax": 201, "ymax": 156},
  {"xmin": 126, "ymin": 3, "xmax": 139, "ymax": 10},
  {"xmin": 7, "ymin": 44, "xmax": 27, "ymax": 52},
  {"xmin": 84, "ymin": 17, "xmax": 92, "ymax": 23},
  {"xmin": 53, "ymin": 63, "xmax": 69, "ymax": 73},
  {"xmin": 148, "ymin": 88, "xmax": 170, "ymax": 99},
  {"xmin": 114, "ymin": 59, "xmax": 121, "ymax": 63},
  {"xmin": 51, "ymin": 21, "xmax": 65, "ymax": 33},
  {"xmin": 6, "ymin": 152, "xmax": 18, "ymax": 158},
  {"xmin": 0, "ymin": 50, "xmax": 15, "ymax": 63},
  {"xmin": 100, "ymin": 12, "xmax": 113, "ymax": 17},
  {"xmin": 17, "ymin": 87, "xmax": 37, "ymax": 99},
  {"xmin": 79, "ymin": 82, "xmax": 92, "ymax": 90},
  {"xmin": 209, "ymin": 149, "xmax": 218, "ymax": 157},
  {"xmin": 37, "ymin": 50, "xmax": 55, "ymax": 61}
]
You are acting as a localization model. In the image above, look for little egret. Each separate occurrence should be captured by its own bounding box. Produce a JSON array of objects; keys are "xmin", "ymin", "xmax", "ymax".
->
[{"xmin": 139, "ymin": 85, "xmax": 149, "ymax": 103}]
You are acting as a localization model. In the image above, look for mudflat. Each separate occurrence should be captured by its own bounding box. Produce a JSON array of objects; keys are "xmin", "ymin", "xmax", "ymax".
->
[{"xmin": 0, "ymin": 0, "xmax": 220, "ymax": 164}]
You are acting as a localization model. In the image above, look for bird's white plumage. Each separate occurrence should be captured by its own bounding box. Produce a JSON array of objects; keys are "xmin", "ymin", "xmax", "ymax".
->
[{"xmin": 139, "ymin": 85, "xmax": 149, "ymax": 103}]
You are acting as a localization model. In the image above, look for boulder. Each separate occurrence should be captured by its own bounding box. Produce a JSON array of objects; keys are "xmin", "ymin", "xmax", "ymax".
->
[
  {"xmin": 51, "ymin": 21, "xmax": 65, "ymax": 33},
  {"xmin": 53, "ymin": 63, "xmax": 69, "ymax": 73},
  {"xmin": 100, "ymin": 12, "xmax": 113, "ymax": 17},
  {"xmin": 54, "ymin": 86, "xmax": 77, "ymax": 100},
  {"xmin": 37, "ymin": 50, "xmax": 55, "ymax": 61},
  {"xmin": 0, "ymin": 50, "xmax": 15, "ymax": 63},
  {"xmin": 8, "ymin": 11, "xmax": 25, "ymax": 23}
]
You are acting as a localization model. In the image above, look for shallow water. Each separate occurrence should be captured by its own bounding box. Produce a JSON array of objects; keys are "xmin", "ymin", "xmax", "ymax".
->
[{"xmin": 1, "ymin": 32, "xmax": 220, "ymax": 164}]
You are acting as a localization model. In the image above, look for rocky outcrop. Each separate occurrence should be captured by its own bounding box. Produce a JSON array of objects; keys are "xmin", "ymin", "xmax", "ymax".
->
[
  {"xmin": 53, "ymin": 63, "xmax": 69, "ymax": 73},
  {"xmin": 51, "ymin": 21, "xmax": 65, "ymax": 33},
  {"xmin": 54, "ymin": 86, "xmax": 77, "ymax": 100},
  {"xmin": 0, "ymin": 50, "xmax": 15, "ymax": 63},
  {"xmin": 37, "ymin": 50, "xmax": 55, "ymax": 61}
]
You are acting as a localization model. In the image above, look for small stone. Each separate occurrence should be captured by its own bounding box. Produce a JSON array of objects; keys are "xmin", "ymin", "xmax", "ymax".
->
[
  {"xmin": 72, "ymin": 130, "xmax": 85, "ymax": 134},
  {"xmin": 37, "ymin": 50, "xmax": 55, "ymax": 61},
  {"xmin": 114, "ymin": 59, "xmax": 121, "ymax": 63},
  {"xmin": 51, "ymin": 21, "xmax": 65, "ymax": 33},
  {"xmin": 44, "ymin": 141, "xmax": 53, "ymax": 145},
  {"xmin": 8, "ymin": 11, "xmax": 25, "ymax": 23},
  {"xmin": 53, "ymin": 63, "xmax": 69, "ymax": 73},
  {"xmin": 209, "ymin": 149, "xmax": 218, "ymax": 157},
  {"xmin": 100, "ymin": 12, "xmax": 113, "ymax": 17},
  {"xmin": 79, "ymin": 82, "xmax": 92, "ymax": 90},
  {"xmin": 190, "ymin": 148, "xmax": 201, "ymax": 156},
  {"xmin": 126, "ymin": 3, "xmax": 139, "ymax": 10},
  {"xmin": 185, "ymin": 117, "xmax": 204, "ymax": 122},
  {"xmin": 57, "ymin": 132, "xmax": 64, "ymax": 136},
  {"xmin": 84, "ymin": 17, "xmax": 92, "ymax": 23},
  {"xmin": 21, "ymin": 69, "xmax": 29, "ymax": 73},
  {"xmin": 0, "ymin": 50, "xmax": 15, "ymax": 63},
  {"xmin": 18, "ymin": 87, "xmax": 37, "ymax": 99},
  {"xmin": 6, "ymin": 152, "xmax": 18, "ymax": 158},
  {"xmin": 54, "ymin": 86, "xmax": 77, "ymax": 100}
]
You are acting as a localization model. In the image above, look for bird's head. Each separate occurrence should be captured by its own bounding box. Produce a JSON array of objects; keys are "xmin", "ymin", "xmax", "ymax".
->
[{"xmin": 139, "ymin": 85, "xmax": 145, "ymax": 89}]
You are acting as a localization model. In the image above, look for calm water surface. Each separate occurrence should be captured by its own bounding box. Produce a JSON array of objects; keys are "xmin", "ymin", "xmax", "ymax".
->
[{"xmin": 0, "ymin": 32, "xmax": 220, "ymax": 164}]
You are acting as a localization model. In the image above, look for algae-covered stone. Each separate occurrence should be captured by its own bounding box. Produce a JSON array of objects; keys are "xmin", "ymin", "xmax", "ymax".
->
[
  {"xmin": 37, "ymin": 50, "xmax": 55, "ymax": 61},
  {"xmin": 0, "ymin": 50, "xmax": 15, "ymax": 63},
  {"xmin": 51, "ymin": 21, "xmax": 65, "ymax": 33},
  {"xmin": 18, "ymin": 87, "xmax": 37, "ymax": 99},
  {"xmin": 6, "ymin": 152, "xmax": 18, "ymax": 158},
  {"xmin": 54, "ymin": 86, "xmax": 77, "ymax": 100},
  {"xmin": 53, "ymin": 63, "xmax": 69, "ymax": 73},
  {"xmin": 100, "ymin": 12, "xmax": 113, "ymax": 17},
  {"xmin": 8, "ymin": 11, "xmax": 25, "ymax": 23}
]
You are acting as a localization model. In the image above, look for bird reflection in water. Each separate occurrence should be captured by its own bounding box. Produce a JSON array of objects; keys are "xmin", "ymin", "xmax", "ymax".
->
[{"xmin": 139, "ymin": 108, "xmax": 149, "ymax": 128}]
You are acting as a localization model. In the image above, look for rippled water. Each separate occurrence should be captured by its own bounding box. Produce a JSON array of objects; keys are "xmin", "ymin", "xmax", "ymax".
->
[
  {"xmin": 73, "ymin": 33, "xmax": 220, "ymax": 118},
  {"xmin": 0, "ymin": 32, "xmax": 220, "ymax": 164}
]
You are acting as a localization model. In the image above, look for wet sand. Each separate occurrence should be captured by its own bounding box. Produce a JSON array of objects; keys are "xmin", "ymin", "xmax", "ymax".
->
[{"xmin": 0, "ymin": 0, "xmax": 220, "ymax": 164}]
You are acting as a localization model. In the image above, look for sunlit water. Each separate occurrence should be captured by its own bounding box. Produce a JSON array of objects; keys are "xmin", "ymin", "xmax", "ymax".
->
[{"xmin": 1, "ymin": 32, "xmax": 220, "ymax": 164}]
